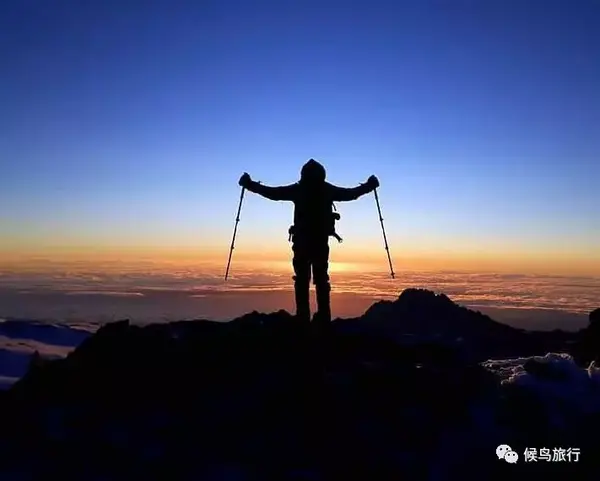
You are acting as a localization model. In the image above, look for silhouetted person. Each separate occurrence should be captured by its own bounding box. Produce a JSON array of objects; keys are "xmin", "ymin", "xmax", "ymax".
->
[{"xmin": 239, "ymin": 159, "xmax": 379, "ymax": 325}]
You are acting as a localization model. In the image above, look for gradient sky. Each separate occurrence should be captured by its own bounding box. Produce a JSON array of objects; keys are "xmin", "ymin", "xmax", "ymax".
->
[{"xmin": 2, "ymin": 0, "xmax": 599, "ymax": 274}]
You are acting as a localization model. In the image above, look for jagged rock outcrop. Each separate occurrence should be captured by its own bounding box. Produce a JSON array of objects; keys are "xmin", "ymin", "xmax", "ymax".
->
[
  {"xmin": 342, "ymin": 288, "xmax": 576, "ymax": 361},
  {"xmin": 572, "ymin": 307, "xmax": 600, "ymax": 366}
]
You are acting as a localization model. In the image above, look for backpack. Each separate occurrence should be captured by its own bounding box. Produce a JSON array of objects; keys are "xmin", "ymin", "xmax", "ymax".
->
[{"xmin": 288, "ymin": 202, "xmax": 343, "ymax": 243}]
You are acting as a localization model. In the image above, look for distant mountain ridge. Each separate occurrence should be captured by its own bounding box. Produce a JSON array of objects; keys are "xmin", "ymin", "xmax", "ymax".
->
[{"xmin": 326, "ymin": 288, "xmax": 580, "ymax": 361}]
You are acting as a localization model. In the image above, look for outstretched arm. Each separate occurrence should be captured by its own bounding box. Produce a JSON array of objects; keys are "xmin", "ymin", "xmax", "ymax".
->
[
  {"xmin": 329, "ymin": 175, "xmax": 379, "ymax": 201},
  {"xmin": 239, "ymin": 173, "xmax": 296, "ymax": 201},
  {"xmin": 247, "ymin": 181, "xmax": 296, "ymax": 201}
]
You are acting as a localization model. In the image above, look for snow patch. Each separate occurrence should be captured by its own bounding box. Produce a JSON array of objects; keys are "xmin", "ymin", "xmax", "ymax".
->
[
  {"xmin": 482, "ymin": 353, "xmax": 600, "ymax": 429},
  {"xmin": 0, "ymin": 320, "xmax": 94, "ymax": 389}
]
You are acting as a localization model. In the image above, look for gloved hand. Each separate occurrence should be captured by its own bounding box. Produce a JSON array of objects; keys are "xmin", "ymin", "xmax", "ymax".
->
[
  {"xmin": 239, "ymin": 172, "xmax": 252, "ymax": 188},
  {"xmin": 366, "ymin": 175, "xmax": 380, "ymax": 190}
]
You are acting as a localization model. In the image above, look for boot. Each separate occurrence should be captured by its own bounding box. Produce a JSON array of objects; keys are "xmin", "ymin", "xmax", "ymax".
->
[
  {"xmin": 315, "ymin": 281, "xmax": 332, "ymax": 325},
  {"xmin": 294, "ymin": 278, "xmax": 311, "ymax": 325}
]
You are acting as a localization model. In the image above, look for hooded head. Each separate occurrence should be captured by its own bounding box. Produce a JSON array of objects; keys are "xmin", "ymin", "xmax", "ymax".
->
[{"xmin": 300, "ymin": 159, "xmax": 326, "ymax": 184}]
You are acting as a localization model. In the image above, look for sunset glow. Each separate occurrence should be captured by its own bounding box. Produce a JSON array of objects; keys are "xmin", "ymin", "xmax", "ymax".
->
[{"xmin": 2, "ymin": 1, "xmax": 598, "ymax": 331}]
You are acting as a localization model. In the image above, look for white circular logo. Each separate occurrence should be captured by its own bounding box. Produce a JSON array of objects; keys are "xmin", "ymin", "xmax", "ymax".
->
[
  {"xmin": 496, "ymin": 444, "xmax": 511, "ymax": 459},
  {"xmin": 496, "ymin": 444, "xmax": 519, "ymax": 463}
]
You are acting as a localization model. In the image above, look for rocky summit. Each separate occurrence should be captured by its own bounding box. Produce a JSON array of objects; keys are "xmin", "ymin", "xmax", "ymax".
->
[{"xmin": 1, "ymin": 289, "xmax": 599, "ymax": 481}]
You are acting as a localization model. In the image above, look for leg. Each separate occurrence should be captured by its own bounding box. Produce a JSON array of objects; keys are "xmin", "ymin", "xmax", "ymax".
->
[
  {"xmin": 292, "ymin": 243, "xmax": 311, "ymax": 323},
  {"xmin": 311, "ymin": 242, "xmax": 331, "ymax": 324}
]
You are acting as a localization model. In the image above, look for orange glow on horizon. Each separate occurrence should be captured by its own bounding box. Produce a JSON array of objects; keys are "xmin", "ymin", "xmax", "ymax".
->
[{"xmin": 1, "ymin": 242, "xmax": 598, "ymax": 277}]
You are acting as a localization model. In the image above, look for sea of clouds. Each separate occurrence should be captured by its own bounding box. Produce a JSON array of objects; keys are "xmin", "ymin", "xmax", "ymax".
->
[{"xmin": 0, "ymin": 262, "xmax": 595, "ymax": 324}]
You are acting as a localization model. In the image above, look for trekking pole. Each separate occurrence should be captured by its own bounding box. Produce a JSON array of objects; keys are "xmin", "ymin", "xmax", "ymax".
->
[
  {"xmin": 225, "ymin": 187, "xmax": 246, "ymax": 280},
  {"xmin": 373, "ymin": 188, "xmax": 395, "ymax": 279}
]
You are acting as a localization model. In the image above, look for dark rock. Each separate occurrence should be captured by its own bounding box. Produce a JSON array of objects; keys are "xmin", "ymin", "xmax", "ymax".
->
[
  {"xmin": 572, "ymin": 308, "xmax": 600, "ymax": 366},
  {"xmin": 0, "ymin": 290, "xmax": 597, "ymax": 480}
]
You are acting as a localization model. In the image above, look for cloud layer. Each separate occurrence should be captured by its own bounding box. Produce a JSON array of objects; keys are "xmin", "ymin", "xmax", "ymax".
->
[{"xmin": 0, "ymin": 261, "xmax": 596, "ymax": 330}]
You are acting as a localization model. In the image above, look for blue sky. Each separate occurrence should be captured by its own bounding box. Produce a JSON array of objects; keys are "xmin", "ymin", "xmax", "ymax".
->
[{"xmin": 2, "ymin": 0, "xmax": 599, "ymax": 265}]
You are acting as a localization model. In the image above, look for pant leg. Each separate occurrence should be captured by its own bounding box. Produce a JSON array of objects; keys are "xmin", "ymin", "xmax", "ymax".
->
[
  {"xmin": 292, "ymin": 243, "xmax": 311, "ymax": 322},
  {"xmin": 311, "ymin": 241, "xmax": 331, "ymax": 324}
]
